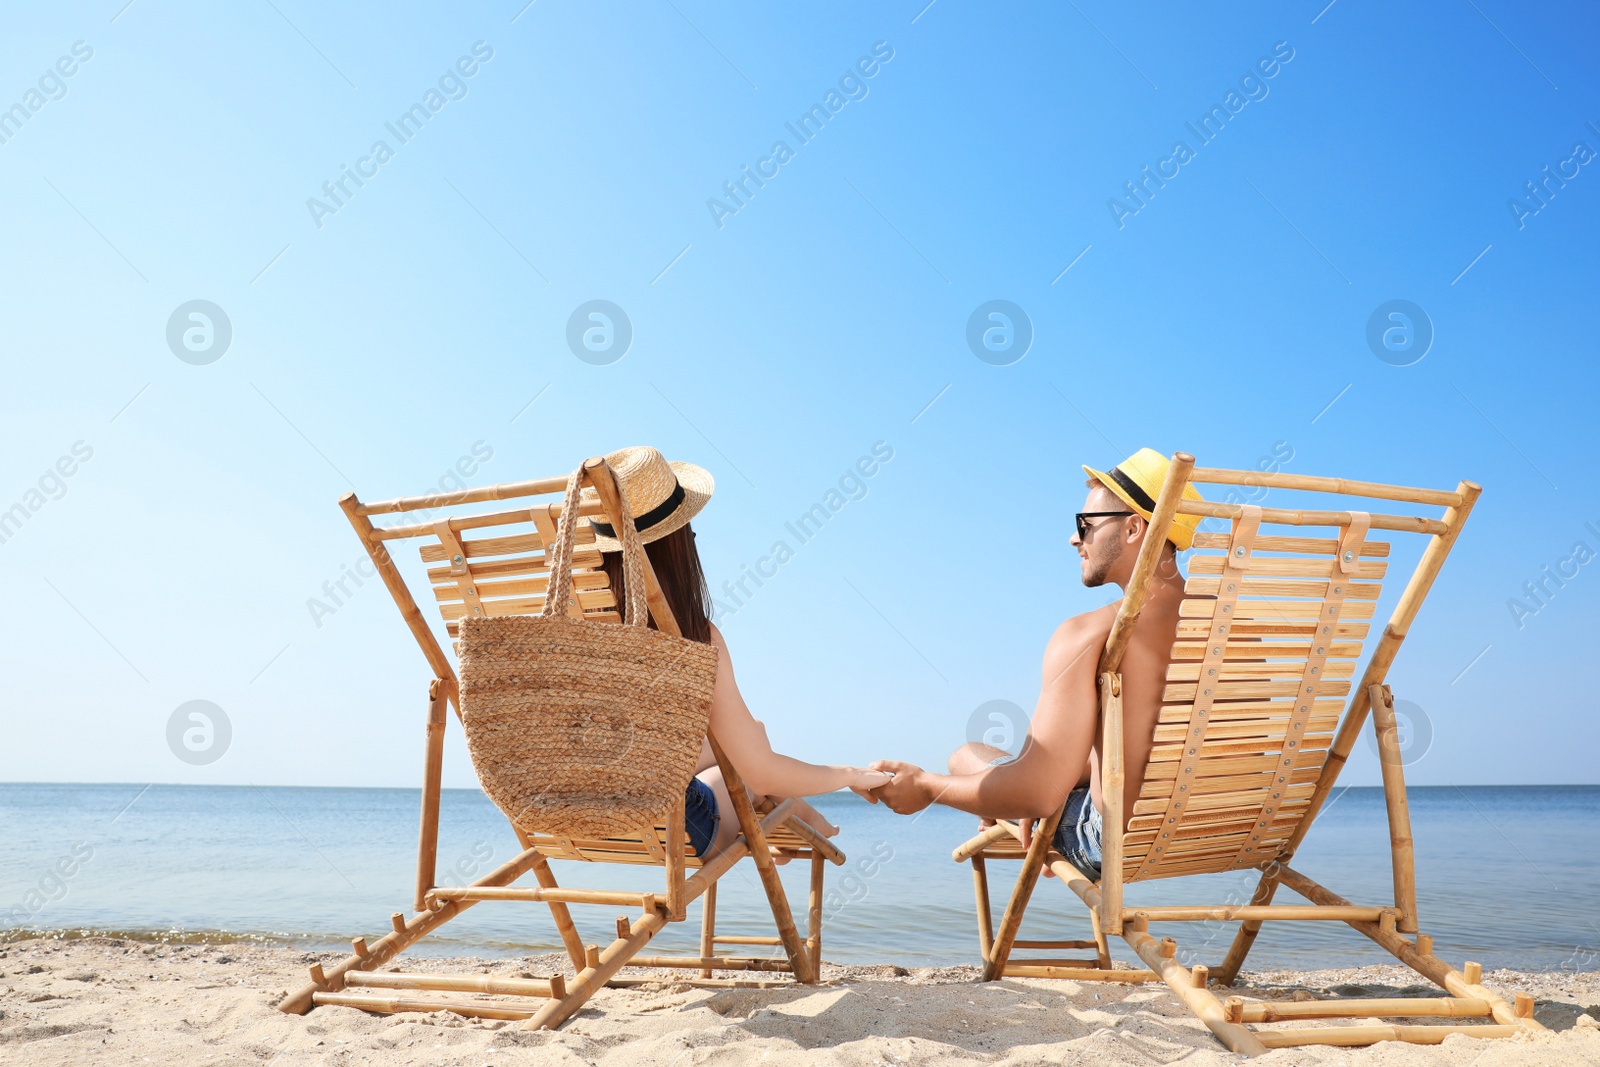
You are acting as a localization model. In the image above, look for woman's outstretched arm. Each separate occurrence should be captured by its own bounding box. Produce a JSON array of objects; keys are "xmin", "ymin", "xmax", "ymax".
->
[{"xmin": 704, "ymin": 624, "xmax": 887, "ymax": 798}]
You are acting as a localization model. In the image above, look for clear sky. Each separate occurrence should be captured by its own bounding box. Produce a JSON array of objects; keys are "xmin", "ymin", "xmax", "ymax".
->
[{"xmin": 2, "ymin": 1, "xmax": 1595, "ymax": 790}]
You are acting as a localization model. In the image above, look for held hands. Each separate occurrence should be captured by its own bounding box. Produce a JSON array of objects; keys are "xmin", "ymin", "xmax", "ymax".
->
[
  {"xmin": 847, "ymin": 767, "xmax": 893, "ymax": 801},
  {"xmin": 864, "ymin": 760, "xmax": 935, "ymax": 814}
]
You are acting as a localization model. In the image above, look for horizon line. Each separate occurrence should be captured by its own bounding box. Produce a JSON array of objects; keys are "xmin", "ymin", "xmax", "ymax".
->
[{"xmin": 3, "ymin": 780, "xmax": 1597, "ymax": 791}]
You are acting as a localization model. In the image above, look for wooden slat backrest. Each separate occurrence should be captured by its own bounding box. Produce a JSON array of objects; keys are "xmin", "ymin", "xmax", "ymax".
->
[
  {"xmin": 370, "ymin": 495, "xmax": 624, "ymax": 642},
  {"xmin": 1122, "ymin": 517, "xmax": 1387, "ymax": 882},
  {"xmin": 363, "ymin": 478, "xmax": 690, "ymax": 862},
  {"xmin": 1113, "ymin": 462, "xmax": 1475, "ymax": 886},
  {"xmin": 350, "ymin": 465, "xmax": 834, "ymax": 916}
]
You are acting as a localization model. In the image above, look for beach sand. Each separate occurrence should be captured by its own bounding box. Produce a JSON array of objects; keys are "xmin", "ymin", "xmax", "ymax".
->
[{"xmin": 3, "ymin": 936, "xmax": 1598, "ymax": 1065}]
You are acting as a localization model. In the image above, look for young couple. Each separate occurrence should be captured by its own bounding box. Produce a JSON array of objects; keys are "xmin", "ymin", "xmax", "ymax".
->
[{"xmin": 595, "ymin": 445, "xmax": 1199, "ymax": 873}]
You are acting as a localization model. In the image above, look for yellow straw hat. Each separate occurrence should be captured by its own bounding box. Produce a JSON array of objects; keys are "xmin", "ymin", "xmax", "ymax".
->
[
  {"xmin": 1082, "ymin": 448, "xmax": 1205, "ymax": 551},
  {"xmin": 584, "ymin": 446, "xmax": 714, "ymax": 551}
]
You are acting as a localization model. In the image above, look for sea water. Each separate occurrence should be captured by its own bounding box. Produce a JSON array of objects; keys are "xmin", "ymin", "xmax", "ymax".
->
[{"xmin": 2, "ymin": 783, "xmax": 1596, "ymax": 972}]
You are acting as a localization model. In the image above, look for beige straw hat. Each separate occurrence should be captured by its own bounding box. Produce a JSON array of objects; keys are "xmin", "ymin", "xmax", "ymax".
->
[{"xmin": 584, "ymin": 446, "xmax": 714, "ymax": 551}]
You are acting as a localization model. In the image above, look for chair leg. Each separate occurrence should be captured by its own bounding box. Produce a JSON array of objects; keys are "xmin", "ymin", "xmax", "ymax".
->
[
  {"xmin": 698, "ymin": 883, "xmax": 717, "ymax": 980},
  {"xmin": 807, "ymin": 853, "xmax": 824, "ymax": 978},
  {"xmin": 972, "ymin": 855, "xmax": 994, "ymax": 962},
  {"xmin": 1089, "ymin": 904, "xmax": 1112, "ymax": 970},
  {"xmin": 707, "ymin": 736, "xmax": 815, "ymax": 983},
  {"xmin": 510, "ymin": 827, "xmax": 588, "ymax": 973},
  {"xmin": 1215, "ymin": 870, "xmax": 1280, "ymax": 986},
  {"xmin": 747, "ymin": 823, "xmax": 814, "ymax": 983},
  {"xmin": 983, "ymin": 814, "xmax": 1063, "ymax": 981},
  {"xmin": 529, "ymin": 855, "xmax": 589, "ymax": 973},
  {"xmin": 413, "ymin": 679, "xmax": 448, "ymax": 913},
  {"xmin": 1370, "ymin": 684, "xmax": 1420, "ymax": 933}
]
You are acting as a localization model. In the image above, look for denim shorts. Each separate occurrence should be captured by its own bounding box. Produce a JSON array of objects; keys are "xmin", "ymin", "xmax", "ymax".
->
[
  {"xmin": 684, "ymin": 776, "xmax": 719, "ymax": 858},
  {"xmin": 1053, "ymin": 785, "xmax": 1104, "ymax": 881},
  {"xmin": 987, "ymin": 755, "xmax": 1102, "ymax": 879}
]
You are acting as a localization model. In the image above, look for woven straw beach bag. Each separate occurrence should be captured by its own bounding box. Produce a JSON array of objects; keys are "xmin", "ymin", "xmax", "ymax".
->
[{"xmin": 457, "ymin": 462, "xmax": 719, "ymax": 839}]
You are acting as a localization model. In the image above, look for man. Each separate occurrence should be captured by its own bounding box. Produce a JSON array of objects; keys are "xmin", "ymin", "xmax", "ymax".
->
[{"xmin": 868, "ymin": 448, "xmax": 1204, "ymax": 879}]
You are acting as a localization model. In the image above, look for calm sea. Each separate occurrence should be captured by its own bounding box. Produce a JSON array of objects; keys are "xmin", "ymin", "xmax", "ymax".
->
[{"xmin": 2, "ymin": 783, "xmax": 1596, "ymax": 973}]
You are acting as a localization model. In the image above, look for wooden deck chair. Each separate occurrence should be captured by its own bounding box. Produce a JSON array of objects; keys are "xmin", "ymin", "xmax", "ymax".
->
[
  {"xmin": 953, "ymin": 453, "xmax": 1545, "ymax": 1055},
  {"xmin": 276, "ymin": 456, "xmax": 844, "ymax": 1030}
]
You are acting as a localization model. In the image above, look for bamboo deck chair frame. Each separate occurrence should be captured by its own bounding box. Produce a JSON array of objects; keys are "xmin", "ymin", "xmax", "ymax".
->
[
  {"xmin": 953, "ymin": 453, "xmax": 1544, "ymax": 1055},
  {"xmin": 277, "ymin": 456, "xmax": 844, "ymax": 1030}
]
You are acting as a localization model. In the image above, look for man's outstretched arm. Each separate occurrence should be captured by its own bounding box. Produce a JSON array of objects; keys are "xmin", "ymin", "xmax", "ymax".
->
[{"xmin": 870, "ymin": 612, "xmax": 1106, "ymax": 819}]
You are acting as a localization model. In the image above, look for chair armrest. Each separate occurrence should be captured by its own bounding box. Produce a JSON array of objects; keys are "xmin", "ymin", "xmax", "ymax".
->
[
  {"xmin": 778, "ymin": 814, "xmax": 847, "ymax": 866},
  {"xmin": 952, "ymin": 821, "xmax": 1020, "ymax": 863}
]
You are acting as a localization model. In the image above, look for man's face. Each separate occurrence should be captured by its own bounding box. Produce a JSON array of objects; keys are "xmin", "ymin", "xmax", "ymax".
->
[{"xmin": 1071, "ymin": 484, "xmax": 1132, "ymax": 588}]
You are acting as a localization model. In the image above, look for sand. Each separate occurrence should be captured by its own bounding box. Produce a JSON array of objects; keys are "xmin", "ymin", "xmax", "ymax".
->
[{"xmin": 3, "ymin": 937, "xmax": 1599, "ymax": 1065}]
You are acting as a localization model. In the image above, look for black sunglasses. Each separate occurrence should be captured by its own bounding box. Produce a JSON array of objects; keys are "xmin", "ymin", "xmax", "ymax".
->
[{"xmin": 1074, "ymin": 511, "xmax": 1134, "ymax": 539}]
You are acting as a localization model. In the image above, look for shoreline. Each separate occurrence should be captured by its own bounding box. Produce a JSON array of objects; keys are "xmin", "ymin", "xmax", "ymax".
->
[
  {"xmin": 9, "ymin": 923, "xmax": 1597, "ymax": 974},
  {"xmin": 4, "ymin": 936, "xmax": 1598, "ymax": 1065}
]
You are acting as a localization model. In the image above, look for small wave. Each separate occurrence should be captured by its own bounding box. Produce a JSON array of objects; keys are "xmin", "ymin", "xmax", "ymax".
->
[
  {"xmin": 0, "ymin": 924, "xmax": 572, "ymax": 958},
  {"xmin": 1, "ymin": 926, "xmax": 288, "ymax": 947}
]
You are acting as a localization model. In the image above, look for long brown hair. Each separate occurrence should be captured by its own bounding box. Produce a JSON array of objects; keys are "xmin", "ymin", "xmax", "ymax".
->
[{"xmin": 598, "ymin": 523, "xmax": 713, "ymax": 644}]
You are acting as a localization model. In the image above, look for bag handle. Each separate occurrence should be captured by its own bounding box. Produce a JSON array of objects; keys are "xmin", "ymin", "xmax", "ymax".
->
[{"xmin": 541, "ymin": 461, "xmax": 650, "ymax": 627}]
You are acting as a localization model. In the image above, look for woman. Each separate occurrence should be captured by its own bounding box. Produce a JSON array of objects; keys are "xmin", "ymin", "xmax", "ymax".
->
[{"xmin": 591, "ymin": 446, "xmax": 888, "ymax": 858}]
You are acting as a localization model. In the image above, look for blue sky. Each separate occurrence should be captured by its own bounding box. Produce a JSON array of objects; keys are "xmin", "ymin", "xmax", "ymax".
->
[{"xmin": 1, "ymin": 1, "xmax": 1595, "ymax": 790}]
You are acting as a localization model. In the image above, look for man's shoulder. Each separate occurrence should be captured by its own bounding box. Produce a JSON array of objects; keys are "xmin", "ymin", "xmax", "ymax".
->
[
  {"xmin": 1042, "ymin": 603, "xmax": 1119, "ymax": 668},
  {"xmin": 1053, "ymin": 602, "xmax": 1119, "ymax": 641}
]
